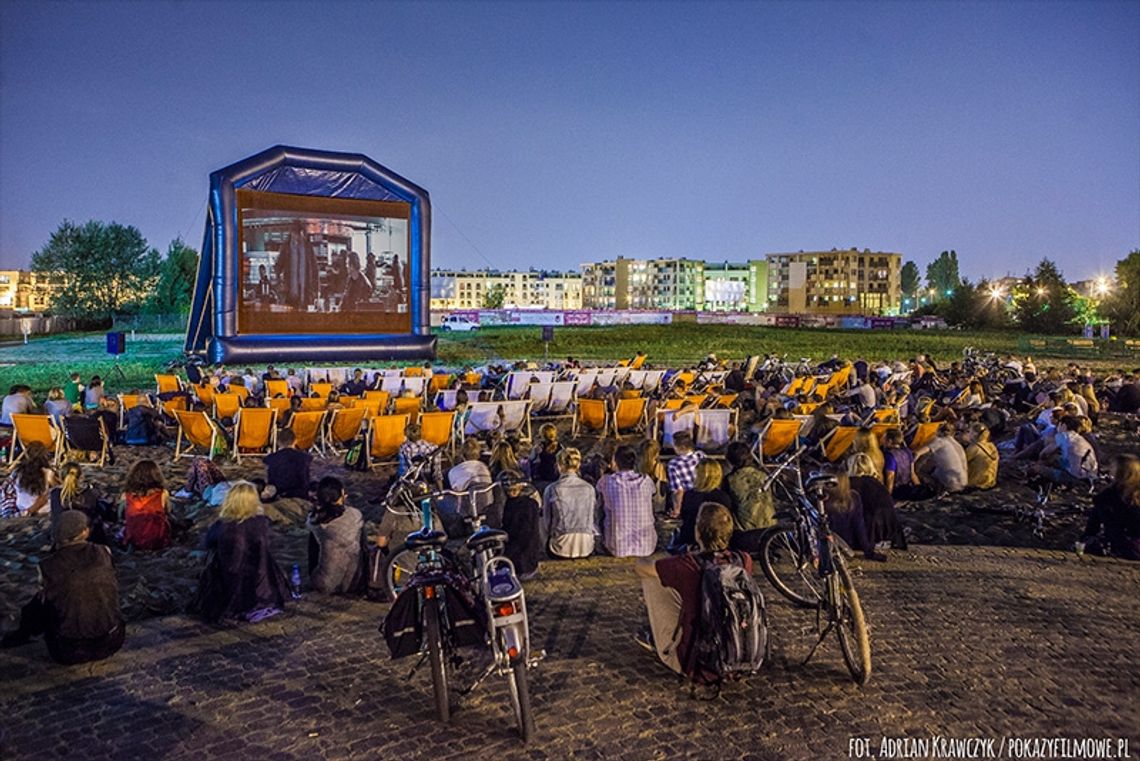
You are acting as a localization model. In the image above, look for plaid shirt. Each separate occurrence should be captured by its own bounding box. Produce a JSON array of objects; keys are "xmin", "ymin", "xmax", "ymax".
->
[
  {"xmin": 398, "ymin": 439, "xmax": 443, "ymax": 485},
  {"xmin": 666, "ymin": 450, "xmax": 705, "ymax": 493},
  {"xmin": 597, "ymin": 470, "xmax": 657, "ymax": 557}
]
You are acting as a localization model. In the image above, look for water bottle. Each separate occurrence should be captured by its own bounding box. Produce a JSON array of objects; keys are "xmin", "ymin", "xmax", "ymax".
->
[{"xmin": 290, "ymin": 563, "xmax": 302, "ymax": 599}]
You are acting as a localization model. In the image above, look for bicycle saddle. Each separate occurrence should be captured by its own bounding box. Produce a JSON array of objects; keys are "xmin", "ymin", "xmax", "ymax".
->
[
  {"xmin": 804, "ymin": 473, "xmax": 838, "ymax": 493},
  {"xmin": 466, "ymin": 527, "xmax": 509, "ymax": 553},
  {"xmin": 405, "ymin": 530, "xmax": 449, "ymax": 550}
]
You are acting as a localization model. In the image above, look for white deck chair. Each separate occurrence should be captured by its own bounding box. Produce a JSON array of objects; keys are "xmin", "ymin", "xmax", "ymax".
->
[
  {"xmin": 526, "ymin": 382, "xmax": 554, "ymax": 412},
  {"xmin": 380, "ymin": 375, "xmax": 404, "ymax": 395},
  {"xmin": 695, "ymin": 409, "xmax": 737, "ymax": 453},
  {"xmin": 573, "ymin": 371, "xmax": 599, "ymax": 397},
  {"xmin": 505, "ymin": 372, "xmax": 529, "ymax": 400},
  {"xmin": 625, "ymin": 370, "xmax": 648, "ymax": 390},
  {"xmin": 657, "ymin": 409, "xmax": 697, "ymax": 450},
  {"xmin": 434, "ymin": 389, "xmax": 460, "ymax": 411},
  {"xmin": 499, "ymin": 400, "xmax": 533, "ymax": 441},
  {"xmin": 595, "ymin": 369, "xmax": 617, "ymax": 388},
  {"xmin": 613, "ymin": 366, "xmax": 631, "ymax": 386},
  {"xmin": 402, "ymin": 377, "xmax": 428, "ymax": 397},
  {"xmin": 463, "ymin": 402, "xmax": 502, "ymax": 437},
  {"xmin": 540, "ymin": 382, "xmax": 577, "ymax": 419},
  {"xmin": 642, "ymin": 370, "xmax": 666, "ymax": 394}
]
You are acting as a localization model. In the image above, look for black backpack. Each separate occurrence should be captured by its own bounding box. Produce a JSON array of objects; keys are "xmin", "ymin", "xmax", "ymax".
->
[
  {"xmin": 343, "ymin": 437, "xmax": 368, "ymax": 471},
  {"xmin": 692, "ymin": 551, "xmax": 768, "ymax": 684}
]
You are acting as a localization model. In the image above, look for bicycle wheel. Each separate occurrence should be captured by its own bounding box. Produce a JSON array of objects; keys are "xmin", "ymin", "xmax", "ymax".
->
[
  {"xmin": 383, "ymin": 544, "xmax": 418, "ymax": 601},
  {"xmin": 830, "ymin": 554, "xmax": 871, "ymax": 685},
  {"xmin": 423, "ymin": 598, "xmax": 451, "ymax": 722},
  {"xmin": 759, "ymin": 527, "xmax": 823, "ymax": 607},
  {"xmin": 507, "ymin": 656, "xmax": 536, "ymax": 743}
]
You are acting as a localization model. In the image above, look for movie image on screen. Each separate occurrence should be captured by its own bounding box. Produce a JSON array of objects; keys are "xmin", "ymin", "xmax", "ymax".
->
[{"xmin": 237, "ymin": 191, "xmax": 411, "ymax": 335}]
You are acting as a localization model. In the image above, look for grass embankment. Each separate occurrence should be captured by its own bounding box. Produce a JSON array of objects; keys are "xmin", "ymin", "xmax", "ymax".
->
[{"xmin": 0, "ymin": 325, "xmax": 1036, "ymax": 396}]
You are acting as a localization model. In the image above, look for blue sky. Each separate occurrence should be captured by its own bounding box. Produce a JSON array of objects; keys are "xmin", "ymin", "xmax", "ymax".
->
[{"xmin": 1, "ymin": 0, "xmax": 1137, "ymax": 282}]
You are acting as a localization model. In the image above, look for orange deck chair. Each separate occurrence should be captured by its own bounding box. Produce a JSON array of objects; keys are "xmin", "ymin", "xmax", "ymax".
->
[
  {"xmin": 230, "ymin": 384, "xmax": 251, "ymax": 404},
  {"xmin": 193, "ymin": 382, "xmax": 217, "ymax": 409},
  {"xmin": 310, "ymin": 381, "xmax": 334, "ymax": 398},
  {"xmin": 264, "ymin": 379, "xmax": 290, "ymax": 399},
  {"xmin": 463, "ymin": 371, "xmax": 482, "ymax": 387},
  {"xmin": 871, "ymin": 422, "xmax": 900, "ymax": 444},
  {"xmin": 324, "ymin": 406, "xmax": 369, "ymax": 454},
  {"xmin": 820, "ymin": 425, "xmax": 859, "ymax": 462},
  {"xmin": 118, "ymin": 393, "xmax": 145, "ymax": 428},
  {"xmin": 402, "ymin": 366, "xmax": 425, "ymax": 377},
  {"xmin": 367, "ymin": 414, "xmax": 409, "ymax": 467},
  {"xmin": 213, "ymin": 393, "xmax": 242, "ymax": 423},
  {"xmin": 909, "ymin": 421, "xmax": 942, "ymax": 451},
  {"xmin": 155, "ymin": 374, "xmax": 182, "ymax": 395},
  {"xmin": 298, "ymin": 396, "xmax": 328, "ymax": 412},
  {"xmin": 391, "ymin": 396, "xmax": 421, "ymax": 425},
  {"xmin": 752, "ymin": 418, "xmax": 803, "ymax": 467},
  {"xmin": 572, "ymin": 398, "xmax": 608, "ymax": 438},
  {"xmin": 683, "ymin": 393, "xmax": 708, "ymax": 408},
  {"xmin": 429, "ymin": 374, "xmax": 454, "ymax": 393},
  {"xmin": 611, "ymin": 397, "xmax": 648, "ymax": 438},
  {"xmin": 289, "ymin": 410, "xmax": 326, "ymax": 454},
  {"xmin": 419, "ymin": 411, "xmax": 456, "ymax": 455},
  {"xmin": 267, "ymin": 397, "xmax": 293, "ymax": 420},
  {"xmin": 713, "ymin": 392, "xmax": 739, "ymax": 408},
  {"xmin": 233, "ymin": 407, "xmax": 277, "ymax": 463},
  {"xmin": 9, "ymin": 414, "xmax": 59, "ymax": 464},
  {"xmin": 173, "ymin": 410, "xmax": 221, "ymax": 460}
]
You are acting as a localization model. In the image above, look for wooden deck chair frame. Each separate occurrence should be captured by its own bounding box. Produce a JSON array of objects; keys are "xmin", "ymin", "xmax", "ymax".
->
[
  {"xmin": 155, "ymin": 374, "xmax": 183, "ymax": 395},
  {"xmin": 9, "ymin": 413, "xmax": 60, "ymax": 465},
  {"xmin": 323, "ymin": 406, "xmax": 369, "ymax": 455},
  {"xmin": 173, "ymin": 410, "xmax": 221, "ymax": 461},
  {"xmin": 611, "ymin": 397, "xmax": 648, "ymax": 439},
  {"xmin": 59, "ymin": 415, "xmax": 110, "ymax": 467},
  {"xmin": 367, "ymin": 414, "xmax": 409, "ymax": 467},
  {"xmin": 571, "ymin": 398, "xmax": 608, "ymax": 438},
  {"xmin": 288, "ymin": 410, "xmax": 327, "ymax": 455},
  {"xmin": 419, "ymin": 411, "xmax": 456, "ymax": 456},
  {"xmin": 233, "ymin": 408, "xmax": 278, "ymax": 463},
  {"xmin": 751, "ymin": 417, "xmax": 803, "ymax": 468},
  {"xmin": 819, "ymin": 425, "xmax": 859, "ymax": 463}
]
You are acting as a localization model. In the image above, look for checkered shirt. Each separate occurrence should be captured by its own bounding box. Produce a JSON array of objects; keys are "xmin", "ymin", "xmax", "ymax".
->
[{"xmin": 666, "ymin": 450, "xmax": 705, "ymax": 493}]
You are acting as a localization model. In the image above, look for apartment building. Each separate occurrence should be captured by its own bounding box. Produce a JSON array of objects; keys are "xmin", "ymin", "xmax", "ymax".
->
[
  {"xmin": 766, "ymin": 249, "xmax": 901, "ymax": 315},
  {"xmin": 0, "ymin": 270, "xmax": 66, "ymax": 311},
  {"xmin": 430, "ymin": 269, "xmax": 582, "ymax": 311},
  {"xmin": 581, "ymin": 257, "xmax": 706, "ymax": 310},
  {"xmin": 703, "ymin": 261, "xmax": 769, "ymax": 312}
]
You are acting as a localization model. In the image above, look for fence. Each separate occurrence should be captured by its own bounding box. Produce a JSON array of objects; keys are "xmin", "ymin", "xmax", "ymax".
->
[{"xmin": 111, "ymin": 314, "xmax": 188, "ymax": 334}]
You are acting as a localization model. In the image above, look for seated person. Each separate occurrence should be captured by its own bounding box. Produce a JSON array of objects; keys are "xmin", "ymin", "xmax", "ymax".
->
[
  {"xmin": 1079, "ymin": 455, "xmax": 1140, "ymax": 560},
  {"xmin": 123, "ymin": 396, "xmax": 164, "ymax": 445},
  {"xmin": 120, "ymin": 460, "xmax": 172, "ymax": 551},
  {"xmin": 1033, "ymin": 415, "xmax": 1098, "ymax": 485},
  {"xmin": 49, "ymin": 462, "xmax": 110, "ymax": 546},
  {"xmin": 2, "ymin": 441, "xmax": 56, "ymax": 518},
  {"xmin": 913, "ymin": 423, "xmax": 969, "ymax": 494},
  {"xmin": 963, "ymin": 422, "xmax": 999, "ymax": 490},
  {"xmin": 43, "ymin": 387, "xmax": 72, "ymax": 425},
  {"xmin": 1, "ymin": 511, "xmax": 125, "ymax": 664},
  {"xmin": 847, "ymin": 454, "xmax": 907, "ymax": 551},
  {"xmin": 307, "ymin": 477, "xmax": 365, "ymax": 594},
  {"xmin": 340, "ymin": 368, "xmax": 368, "ymax": 397},
  {"xmin": 498, "ymin": 470, "xmax": 542, "ymax": 579},
  {"xmin": 1, "ymin": 384, "xmax": 36, "ymax": 426},
  {"xmin": 542, "ymin": 447, "xmax": 598, "ymax": 559},
  {"xmin": 882, "ymin": 428, "xmax": 916, "ymax": 496},
  {"xmin": 190, "ymin": 482, "xmax": 291, "ymax": 623},
  {"xmin": 597, "ymin": 445, "xmax": 657, "ymax": 558},
  {"xmin": 824, "ymin": 472, "xmax": 887, "ymax": 561},
  {"xmin": 723, "ymin": 441, "xmax": 774, "ymax": 532},
  {"xmin": 91, "ymin": 397, "xmax": 121, "ymax": 443},
  {"xmin": 675, "ymin": 459, "xmax": 731, "ymax": 549},
  {"xmin": 634, "ymin": 503, "xmax": 749, "ymax": 677},
  {"xmin": 398, "ymin": 422, "xmax": 444, "ymax": 490},
  {"xmin": 448, "ymin": 438, "xmax": 492, "ymax": 491},
  {"xmin": 263, "ymin": 429, "xmax": 312, "ymax": 499}
]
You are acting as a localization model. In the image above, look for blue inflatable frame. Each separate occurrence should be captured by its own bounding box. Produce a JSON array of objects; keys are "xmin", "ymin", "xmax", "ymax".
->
[{"xmin": 185, "ymin": 145, "xmax": 436, "ymax": 364}]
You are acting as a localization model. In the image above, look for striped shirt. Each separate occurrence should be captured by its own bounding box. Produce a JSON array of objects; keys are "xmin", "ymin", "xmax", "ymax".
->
[{"xmin": 597, "ymin": 470, "xmax": 657, "ymax": 557}]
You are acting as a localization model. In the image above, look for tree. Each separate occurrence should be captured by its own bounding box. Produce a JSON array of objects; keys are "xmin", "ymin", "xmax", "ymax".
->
[
  {"xmin": 31, "ymin": 220, "xmax": 160, "ymax": 319},
  {"xmin": 1013, "ymin": 258, "xmax": 1079, "ymax": 335},
  {"xmin": 482, "ymin": 283, "xmax": 505, "ymax": 309},
  {"xmin": 1102, "ymin": 250, "xmax": 1140, "ymax": 336},
  {"xmin": 900, "ymin": 260, "xmax": 920, "ymax": 308},
  {"xmin": 924, "ymin": 250, "xmax": 961, "ymax": 300},
  {"xmin": 144, "ymin": 238, "xmax": 199, "ymax": 315}
]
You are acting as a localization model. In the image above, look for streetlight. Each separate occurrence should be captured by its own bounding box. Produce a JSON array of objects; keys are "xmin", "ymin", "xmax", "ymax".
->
[
  {"xmin": 1094, "ymin": 277, "xmax": 1111, "ymax": 297},
  {"xmin": 989, "ymin": 286, "xmax": 1004, "ymax": 300},
  {"xmin": 1036, "ymin": 286, "xmax": 1047, "ymax": 297}
]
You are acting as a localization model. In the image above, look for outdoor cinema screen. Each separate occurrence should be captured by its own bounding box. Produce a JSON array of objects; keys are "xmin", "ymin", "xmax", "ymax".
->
[{"xmin": 237, "ymin": 190, "xmax": 411, "ymax": 335}]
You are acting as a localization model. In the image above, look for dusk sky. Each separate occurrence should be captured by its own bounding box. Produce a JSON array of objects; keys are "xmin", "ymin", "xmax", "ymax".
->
[{"xmin": 1, "ymin": 0, "xmax": 1137, "ymax": 282}]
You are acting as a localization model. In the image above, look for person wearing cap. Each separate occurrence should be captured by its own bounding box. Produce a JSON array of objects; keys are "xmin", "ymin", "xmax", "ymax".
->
[{"xmin": 1, "ymin": 511, "xmax": 125, "ymax": 664}]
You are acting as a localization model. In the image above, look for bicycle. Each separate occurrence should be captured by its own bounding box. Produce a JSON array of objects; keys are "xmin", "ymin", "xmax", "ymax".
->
[
  {"xmin": 389, "ymin": 476, "xmax": 540, "ymax": 741},
  {"xmin": 754, "ymin": 450, "xmax": 872, "ymax": 685}
]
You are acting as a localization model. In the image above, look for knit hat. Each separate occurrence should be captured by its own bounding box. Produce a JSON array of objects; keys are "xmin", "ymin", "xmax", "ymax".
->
[{"xmin": 57, "ymin": 510, "xmax": 89, "ymax": 543}]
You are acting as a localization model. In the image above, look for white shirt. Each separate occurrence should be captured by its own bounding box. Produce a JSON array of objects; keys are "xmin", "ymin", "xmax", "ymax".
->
[
  {"xmin": 1, "ymin": 393, "xmax": 34, "ymax": 425},
  {"xmin": 1056, "ymin": 431, "xmax": 1097, "ymax": 479},
  {"xmin": 924, "ymin": 436, "xmax": 969, "ymax": 493},
  {"xmin": 447, "ymin": 460, "xmax": 492, "ymax": 491}
]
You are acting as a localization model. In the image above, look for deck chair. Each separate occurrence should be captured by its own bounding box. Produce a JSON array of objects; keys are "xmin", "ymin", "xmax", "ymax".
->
[
  {"xmin": 629, "ymin": 353, "xmax": 647, "ymax": 370},
  {"xmin": 155, "ymin": 374, "xmax": 182, "ymax": 395},
  {"xmin": 267, "ymin": 397, "xmax": 293, "ymax": 420},
  {"xmin": 433, "ymin": 389, "xmax": 461, "ymax": 412},
  {"xmin": 625, "ymin": 370, "xmax": 648, "ymax": 390},
  {"xmin": 695, "ymin": 408, "xmax": 737, "ymax": 454},
  {"xmin": 782, "ymin": 377, "xmax": 805, "ymax": 396},
  {"xmin": 463, "ymin": 371, "xmax": 482, "ymax": 387},
  {"xmin": 498, "ymin": 400, "xmax": 532, "ymax": 441},
  {"xmin": 751, "ymin": 418, "xmax": 803, "ymax": 467},
  {"xmin": 299, "ymin": 396, "xmax": 328, "ymax": 412},
  {"xmin": 59, "ymin": 415, "xmax": 110, "ymax": 467},
  {"xmin": 642, "ymin": 370, "xmax": 666, "ymax": 394},
  {"xmin": 795, "ymin": 402, "xmax": 821, "ymax": 416},
  {"xmin": 659, "ymin": 398, "xmax": 686, "ymax": 411},
  {"xmin": 233, "ymin": 407, "xmax": 277, "ymax": 463},
  {"xmin": 419, "ymin": 411, "xmax": 457, "ymax": 455},
  {"xmin": 310, "ymin": 381, "xmax": 334, "ymax": 398},
  {"xmin": 402, "ymin": 366, "xmax": 425, "ymax": 377},
  {"xmin": 525, "ymin": 382, "xmax": 554, "ymax": 413},
  {"xmin": 367, "ymin": 414, "xmax": 409, "ymax": 467},
  {"xmin": 392, "ymin": 396, "xmax": 421, "ymax": 425},
  {"xmin": 571, "ymin": 398, "xmax": 608, "ymax": 438},
  {"xmin": 820, "ymin": 425, "xmax": 859, "ymax": 463},
  {"xmin": 812, "ymin": 382, "xmax": 832, "ymax": 401},
  {"xmin": 9, "ymin": 414, "xmax": 59, "ymax": 464},
  {"xmin": 538, "ymin": 382, "xmax": 576, "ymax": 420},
  {"xmin": 611, "ymin": 397, "xmax": 648, "ymax": 438},
  {"xmin": 870, "ymin": 422, "xmax": 900, "ymax": 444},
  {"xmin": 213, "ymin": 393, "xmax": 242, "ymax": 423},
  {"xmin": 909, "ymin": 421, "xmax": 941, "ymax": 451},
  {"xmin": 324, "ymin": 406, "xmax": 369, "ymax": 454},
  {"xmin": 866, "ymin": 407, "xmax": 900, "ymax": 425},
  {"xmin": 595, "ymin": 369, "xmax": 618, "ymax": 388},
  {"xmin": 429, "ymin": 374, "xmax": 454, "ymax": 393},
  {"xmin": 572, "ymin": 371, "xmax": 599, "ymax": 397},
  {"xmin": 264, "ymin": 379, "xmax": 290, "ymax": 399},
  {"xmin": 230, "ymin": 385, "xmax": 251, "ymax": 403},
  {"xmin": 713, "ymin": 393, "xmax": 739, "ymax": 408},
  {"xmin": 173, "ymin": 410, "xmax": 221, "ymax": 461},
  {"xmin": 401, "ymin": 377, "xmax": 428, "ymax": 397},
  {"xmin": 657, "ymin": 408, "xmax": 697, "ymax": 451},
  {"xmin": 683, "ymin": 394, "xmax": 708, "ymax": 408},
  {"xmin": 464, "ymin": 402, "xmax": 504, "ymax": 438},
  {"xmin": 364, "ymin": 389, "xmax": 391, "ymax": 410},
  {"xmin": 118, "ymin": 394, "xmax": 145, "ymax": 428},
  {"xmin": 289, "ymin": 410, "xmax": 326, "ymax": 454},
  {"xmin": 674, "ymin": 371, "xmax": 696, "ymax": 390}
]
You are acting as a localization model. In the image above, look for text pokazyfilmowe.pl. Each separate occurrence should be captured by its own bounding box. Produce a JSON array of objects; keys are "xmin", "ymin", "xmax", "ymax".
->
[{"xmin": 848, "ymin": 736, "xmax": 1132, "ymax": 759}]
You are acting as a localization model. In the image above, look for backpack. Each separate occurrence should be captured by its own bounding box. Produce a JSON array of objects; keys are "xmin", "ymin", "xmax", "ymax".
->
[
  {"xmin": 692, "ymin": 551, "xmax": 768, "ymax": 684},
  {"xmin": 343, "ymin": 438, "xmax": 367, "ymax": 471}
]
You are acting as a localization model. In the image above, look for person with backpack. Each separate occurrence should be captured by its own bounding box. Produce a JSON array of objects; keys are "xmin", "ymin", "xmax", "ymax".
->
[{"xmin": 634, "ymin": 502, "xmax": 766, "ymax": 683}]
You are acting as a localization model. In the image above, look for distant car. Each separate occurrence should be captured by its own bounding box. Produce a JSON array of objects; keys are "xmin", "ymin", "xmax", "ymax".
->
[{"xmin": 440, "ymin": 315, "xmax": 479, "ymax": 332}]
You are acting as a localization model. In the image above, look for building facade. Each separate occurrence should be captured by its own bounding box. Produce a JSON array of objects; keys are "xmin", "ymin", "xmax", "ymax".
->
[
  {"xmin": 430, "ymin": 269, "xmax": 582, "ymax": 311},
  {"xmin": 581, "ymin": 257, "xmax": 706, "ymax": 310},
  {"xmin": 766, "ymin": 249, "xmax": 901, "ymax": 315},
  {"xmin": 0, "ymin": 270, "xmax": 65, "ymax": 312},
  {"xmin": 702, "ymin": 260, "xmax": 769, "ymax": 312}
]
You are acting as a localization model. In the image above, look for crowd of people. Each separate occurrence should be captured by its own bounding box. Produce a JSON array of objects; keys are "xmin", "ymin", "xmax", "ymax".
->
[{"xmin": 0, "ymin": 350, "xmax": 1137, "ymax": 672}]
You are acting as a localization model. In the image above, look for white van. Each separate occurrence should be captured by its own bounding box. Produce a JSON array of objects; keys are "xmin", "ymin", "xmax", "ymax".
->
[{"xmin": 440, "ymin": 314, "xmax": 479, "ymax": 332}]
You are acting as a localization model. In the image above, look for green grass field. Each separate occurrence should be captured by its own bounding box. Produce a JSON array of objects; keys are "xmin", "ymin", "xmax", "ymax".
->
[{"xmin": 0, "ymin": 324, "xmax": 1115, "ymax": 396}]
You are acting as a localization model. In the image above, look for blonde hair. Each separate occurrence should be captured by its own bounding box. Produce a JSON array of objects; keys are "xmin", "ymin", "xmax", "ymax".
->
[
  {"xmin": 638, "ymin": 439, "xmax": 661, "ymax": 480},
  {"xmin": 219, "ymin": 481, "xmax": 262, "ymax": 522},
  {"xmin": 556, "ymin": 447, "xmax": 582, "ymax": 472},
  {"xmin": 695, "ymin": 502, "xmax": 733, "ymax": 551},
  {"xmin": 694, "ymin": 459, "xmax": 723, "ymax": 493},
  {"xmin": 846, "ymin": 452, "xmax": 879, "ymax": 479},
  {"xmin": 59, "ymin": 462, "xmax": 83, "ymax": 504},
  {"xmin": 1115, "ymin": 455, "xmax": 1140, "ymax": 507},
  {"xmin": 490, "ymin": 440, "xmax": 519, "ymax": 472},
  {"xmin": 539, "ymin": 423, "xmax": 558, "ymax": 444},
  {"xmin": 851, "ymin": 428, "xmax": 885, "ymax": 480},
  {"xmin": 48, "ymin": 387, "xmax": 65, "ymax": 401}
]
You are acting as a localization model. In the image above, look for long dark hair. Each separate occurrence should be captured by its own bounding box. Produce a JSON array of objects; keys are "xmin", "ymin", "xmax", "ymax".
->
[
  {"xmin": 14, "ymin": 441, "xmax": 52, "ymax": 496},
  {"xmin": 124, "ymin": 460, "xmax": 165, "ymax": 496},
  {"xmin": 311, "ymin": 476, "xmax": 346, "ymax": 525}
]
